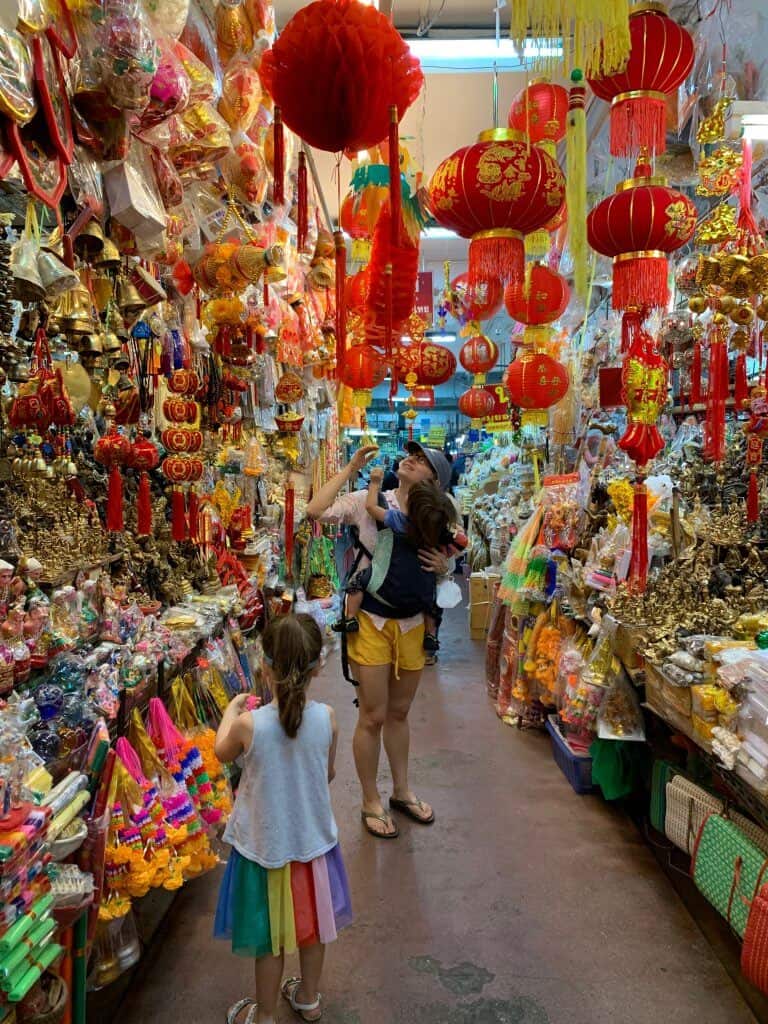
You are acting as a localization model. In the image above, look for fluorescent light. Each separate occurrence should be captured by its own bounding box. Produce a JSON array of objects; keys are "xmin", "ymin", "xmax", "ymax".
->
[
  {"xmin": 742, "ymin": 115, "xmax": 768, "ymax": 141},
  {"xmin": 422, "ymin": 226, "xmax": 460, "ymax": 240},
  {"xmin": 407, "ymin": 37, "xmax": 562, "ymax": 73},
  {"xmin": 425, "ymin": 328, "xmax": 457, "ymax": 343}
]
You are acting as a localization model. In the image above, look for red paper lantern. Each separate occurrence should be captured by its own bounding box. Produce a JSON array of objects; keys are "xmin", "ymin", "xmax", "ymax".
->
[
  {"xmin": 458, "ymin": 386, "xmax": 495, "ymax": 420},
  {"xmin": 429, "ymin": 129, "xmax": 565, "ymax": 286},
  {"xmin": 504, "ymin": 350, "xmax": 569, "ymax": 424},
  {"xmin": 340, "ymin": 193, "xmax": 373, "ymax": 241},
  {"xmin": 588, "ymin": 7, "xmax": 694, "ymax": 157},
  {"xmin": 459, "ymin": 335, "xmax": 499, "ymax": 377},
  {"xmin": 366, "ymin": 208, "xmax": 418, "ymax": 331},
  {"xmin": 504, "ymin": 263, "xmax": 570, "ymax": 326},
  {"xmin": 345, "ymin": 269, "xmax": 369, "ymax": 314},
  {"xmin": 259, "ymin": 0, "xmax": 423, "ymax": 153},
  {"xmin": 508, "ymin": 78, "xmax": 568, "ymax": 152},
  {"xmin": 450, "ymin": 273, "xmax": 503, "ymax": 322},
  {"xmin": 587, "ymin": 158, "xmax": 697, "ymax": 310},
  {"xmin": 410, "ymin": 385, "xmax": 435, "ymax": 409},
  {"xmin": 341, "ymin": 343, "xmax": 387, "ymax": 407},
  {"xmin": 395, "ymin": 341, "xmax": 456, "ymax": 387},
  {"xmin": 161, "ymin": 428, "xmax": 204, "ymax": 454},
  {"xmin": 130, "ymin": 436, "xmax": 159, "ymax": 471}
]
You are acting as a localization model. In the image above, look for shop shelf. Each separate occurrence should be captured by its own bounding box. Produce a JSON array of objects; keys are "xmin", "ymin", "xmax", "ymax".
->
[{"xmin": 545, "ymin": 716, "xmax": 597, "ymax": 795}]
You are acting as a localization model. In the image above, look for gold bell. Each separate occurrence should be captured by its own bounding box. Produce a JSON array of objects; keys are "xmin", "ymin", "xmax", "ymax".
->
[
  {"xmin": 91, "ymin": 273, "xmax": 114, "ymax": 313},
  {"xmin": 62, "ymin": 283, "xmax": 96, "ymax": 334},
  {"xmin": 116, "ymin": 277, "xmax": 147, "ymax": 319},
  {"xmin": 41, "ymin": 226, "xmax": 64, "ymax": 258},
  {"xmin": 36, "ymin": 250, "xmax": 79, "ymax": 299},
  {"xmin": 95, "ymin": 238, "xmax": 121, "ymax": 270},
  {"xmin": 73, "ymin": 219, "xmax": 105, "ymax": 261},
  {"xmin": 77, "ymin": 333, "xmax": 104, "ymax": 356},
  {"xmin": 731, "ymin": 304, "xmax": 756, "ymax": 327},
  {"xmin": 688, "ymin": 295, "xmax": 708, "ymax": 315},
  {"xmin": 102, "ymin": 331, "xmax": 122, "ymax": 354}
]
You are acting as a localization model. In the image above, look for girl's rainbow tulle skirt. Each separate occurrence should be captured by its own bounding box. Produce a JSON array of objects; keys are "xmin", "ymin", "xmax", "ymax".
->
[{"xmin": 214, "ymin": 845, "xmax": 352, "ymax": 957}]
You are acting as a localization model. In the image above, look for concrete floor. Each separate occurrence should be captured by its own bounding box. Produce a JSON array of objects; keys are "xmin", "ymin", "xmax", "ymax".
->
[{"xmin": 117, "ymin": 606, "xmax": 757, "ymax": 1024}]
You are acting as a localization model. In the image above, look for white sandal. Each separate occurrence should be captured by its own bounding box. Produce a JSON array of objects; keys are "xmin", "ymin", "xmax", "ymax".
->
[
  {"xmin": 281, "ymin": 977, "xmax": 322, "ymax": 1021},
  {"xmin": 226, "ymin": 998, "xmax": 257, "ymax": 1024}
]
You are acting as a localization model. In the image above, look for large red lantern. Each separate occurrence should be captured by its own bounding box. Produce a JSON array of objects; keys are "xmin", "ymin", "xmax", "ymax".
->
[
  {"xmin": 459, "ymin": 335, "xmax": 499, "ymax": 380},
  {"xmin": 458, "ymin": 387, "xmax": 495, "ymax": 421},
  {"xmin": 588, "ymin": 6, "xmax": 694, "ymax": 157},
  {"xmin": 508, "ymin": 79, "xmax": 568, "ymax": 154},
  {"xmin": 395, "ymin": 341, "xmax": 456, "ymax": 387},
  {"xmin": 429, "ymin": 129, "xmax": 565, "ymax": 286},
  {"xmin": 345, "ymin": 269, "xmax": 369, "ymax": 314},
  {"xmin": 450, "ymin": 273, "xmax": 503, "ymax": 322},
  {"xmin": 341, "ymin": 343, "xmax": 387, "ymax": 407},
  {"xmin": 504, "ymin": 263, "xmax": 569, "ymax": 326},
  {"xmin": 504, "ymin": 350, "xmax": 569, "ymax": 426},
  {"xmin": 587, "ymin": 157, "xmax": 697, "ymax": 310},
  {"xmin": 340, "ymin": 192, "xmax": 373, "ymax": 240},
  {"xmin": 259, "ymin": 0, "xmax": 423, "ymax": 154},
  {"xmin": 366, "ymin": 209, "xmax": 418, "ymax": 341}
]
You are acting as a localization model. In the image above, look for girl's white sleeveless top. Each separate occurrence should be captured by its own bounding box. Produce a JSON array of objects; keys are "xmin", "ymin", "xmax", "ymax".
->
[{"xmin": 223, "ymin": 701, "xmax": 338, "ymax": 869}]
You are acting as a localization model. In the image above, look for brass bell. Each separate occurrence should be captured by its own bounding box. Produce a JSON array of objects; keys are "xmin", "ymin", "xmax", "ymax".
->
[
  {"xmin": 688, "ymin": 294, "xmax": 708, "ymax": 315},
  {"xmin": 102, "ymin": 331, "xmax": 122, "ymax": 354},
  {"xmin": 116, "ymin": 277, "xmax": 147, "ymax": 319},
  {"xmin": 95, "ymin": 238, "xmax": 121, "ymax": 270},
  {"xmin": 78, "ymin": 333, "xmax": 104, "ymax": 355},
  {"xmin": 73, "ymin": 219, "xmax": 105, "ymax": 261},
  {"xmin": 36, "ymin": 250, "xmax": 79, "ymax": 299},
  {"xmin": 91, "ymin": 273, "xmax": 114, "ymax": 313},
  {"xmin": 41, "ymin": 226, "xmax": 64, "ymax": 258},
  {"xmin": 62, "ymin": 283, "xmax": 96, "ymax": 335}
]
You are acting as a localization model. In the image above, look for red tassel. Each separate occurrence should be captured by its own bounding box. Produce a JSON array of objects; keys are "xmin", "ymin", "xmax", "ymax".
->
[
  {"xmin": 629, "ymin": 479, "xmax": 649, "ymax": 594},
  {"xmin": 612, "ymin": 254, "xmax": 669, "ymax": 311},
  {"xmin": 735, "ymin": 352, "xmax": 749, "ymax": 408},
  {"xmin": 469, "ymin": 233, "xmax": 524, "ymax": 286},
  {"xmin": 107, "ymin": 466, "xmax": 124, "ymax": 532},
  {"xmin": 610, "ymin": 94, "xmax": 667, "ymax": 158},
  {"xmin": 384, "ymin": 263, "xmax": 393, "ymax": 359},
  {"xmin": 273, "ymin": 107, "xmax": 284, "ymax": 206},
  {"xmin": 171, "ymin": 488, "xmax": 187, "ymax": 542},
  {"xmin": 137, "ymin": 471, "xmax": 152, "ymax": 536},
  {"xmin": 388, "ymin": 106, "xmax": 401, "ymax": 249},
  {"xmin": 704, "ymin": 331, "xmax": 729, "ymax": 462},
  {"xmin": 748, "ymin": 471, "xmax": 760, "ymax": 523},
  {"xmin": 188, "ymin": 488, "xmax": 199, "ymax": 543},
  {"xmin": 284, "ymin": 486, "xmax": 295, "ymax": 579},
  {"xmin": 690, "ymin": 339, "xmax": 702, "ymax": 406},
  {"xmin": 263, "ymin": 279, "xmax": 269, "ymax": 307},
  {"xmin": 297, "ymin": 151, "xmax": 308, "ymax": 253},
  {"xmin": 334, "ymin": 230, "xmax": 346, "ymax": 378}
]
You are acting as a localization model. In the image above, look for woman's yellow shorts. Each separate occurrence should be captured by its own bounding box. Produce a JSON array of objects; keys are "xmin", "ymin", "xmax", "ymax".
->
[{"xmin": 347, "ymin": 611, "xmax": 425, "ymax": 676}]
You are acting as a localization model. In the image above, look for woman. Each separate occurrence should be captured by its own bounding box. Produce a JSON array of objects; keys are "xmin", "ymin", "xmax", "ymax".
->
[{"xmin": 306, "ymin": 442, "xmax": 452, "ymax": 839}]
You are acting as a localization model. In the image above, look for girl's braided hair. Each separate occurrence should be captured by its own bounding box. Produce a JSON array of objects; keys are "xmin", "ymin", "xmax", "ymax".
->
[{"xmin": 261, "ymin": 613, "xmax": 323, "ymax": 738}]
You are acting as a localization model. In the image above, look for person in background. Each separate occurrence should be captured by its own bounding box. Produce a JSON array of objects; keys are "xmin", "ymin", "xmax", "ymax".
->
[
  {"xmin": 214, "ymin": 615, "xmax": 351, "ymax": 1024},
  {"xmin": 306, "ymin": 443, "xmax": 453, "ymax": 839},
  {"xmin": 382, "ymin": 458, "xmax": 399, "ymax": 491}
]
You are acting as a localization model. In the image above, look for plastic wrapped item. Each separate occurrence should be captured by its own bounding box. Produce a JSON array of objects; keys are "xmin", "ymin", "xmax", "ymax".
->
[
  {"xmin": 142, "ymin": 0, "xmax": 190, "ymax": 41},
  {"xmin": 139, "ymin": 41, "xmax": 190, "ymax": 130},
  {"xmin": 218, "ymin": 58, "xmax": 261, "ymax": 131},
  {"xmin": 172, "ymin": 40, "xmax": 216, "ymax": 104},
  {"xmin": 148, "ymin": 145, "xmax": 184, "ymax": 209},
  {"xmin": 0, "ymin": 30, "xmax": 35, "ymax": 125},
  {"xmin": 67, "ymin": 146, "xmax": 103, "ymax": 209},
  {"xmin": 215, "ymin": 0, "xmax": 253, "ymax": 66},
  {"xmin": 598, "ymin": 674, "xmax": 645, "ymax": 741},
  {"xmin": 168, "ymin": 102, "xmax": 231, "ymax": 175},
  {"xmin": 541, "ymin": 473, "xmax": 582, "ymax": 551},
  {"xmin": 104, "ymin": 141, "xmax": 166, "ymax": 238},
  {"xmin": 98, "ymin": 0, "xmax": 159, "ymax": 112},
  {"xmin": 221, "ymin": 132, "xmax": 267, "ymax": 207}
]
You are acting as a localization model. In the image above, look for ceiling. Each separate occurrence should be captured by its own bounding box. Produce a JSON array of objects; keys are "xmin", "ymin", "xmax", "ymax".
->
[{"xmin": 276, "ymin": 0, "xmax": 510, "ymax": 32}]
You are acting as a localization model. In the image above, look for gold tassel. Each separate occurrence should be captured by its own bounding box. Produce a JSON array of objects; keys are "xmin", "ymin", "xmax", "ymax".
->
[
  {"xmin": 566, "ymin": 69, "xmax": 588, "ymax": 303},
  {"xmin": 525, "ymin": 230, "xmax": 551, "ymax": 259},
  {"xmin": 510, "ymin": 0, "xmax": 630, "ymax": 77}
]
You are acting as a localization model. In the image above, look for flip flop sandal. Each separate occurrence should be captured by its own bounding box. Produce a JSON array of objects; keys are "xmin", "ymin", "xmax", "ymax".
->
[
  {"xmin": 282, "ymin": 977, "xmax": 323, "ymax": 1021},
  {"xmin": 360, "ymin": 809, "xmax": 399, "ymax": 839},
  {"xmin": 226, "ymin": 997, "xmax": 256, "ymax": 1024},
  {"xmin": 390, "ymin": 797, "xmax": 435, "ymax": 825}
]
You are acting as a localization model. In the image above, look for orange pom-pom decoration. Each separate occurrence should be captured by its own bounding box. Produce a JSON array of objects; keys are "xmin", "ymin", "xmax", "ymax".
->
[{"xmin": 259, "ymin": 0, "xmax": 424, "ymax": 153}]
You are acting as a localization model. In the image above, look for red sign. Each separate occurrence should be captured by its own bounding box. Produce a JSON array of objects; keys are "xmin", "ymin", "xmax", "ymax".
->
[{"xmin": 415, "ymin": 271, "xmax": 433, "ymax": 322}]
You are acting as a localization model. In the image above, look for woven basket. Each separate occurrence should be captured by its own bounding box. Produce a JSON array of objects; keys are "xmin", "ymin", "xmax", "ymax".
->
[
  {"xmin": 665, "ymin": 776, "xmax": 723, "ymax": 854},
  {"xmin": 649, "ymin": 760, "xmax": 680, "ymax": 834},
  {"xmin": 729, "ymin": 809, "xmax": 768, "ymax": 857},
  {"xmin": 692, "ymin": 813, "xmax": 768, "ymax": 939},
  {"xmin": 742, "ymin": 883, "xmax": 768, "ymax": 994}
]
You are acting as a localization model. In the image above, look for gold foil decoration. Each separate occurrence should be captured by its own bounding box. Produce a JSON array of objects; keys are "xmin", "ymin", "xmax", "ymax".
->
[
  {"xmin": 696, "ymin": 203, "xmax": 737, "ymax": 245},
  {"xmin": 697, "ymin": 145, "xmax": 742, "ymax": 197}
]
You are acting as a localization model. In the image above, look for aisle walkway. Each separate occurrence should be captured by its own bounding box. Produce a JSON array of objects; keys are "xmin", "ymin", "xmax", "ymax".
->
[{"xmin": 118, "ymin": 606, "xmax": 756, "ymax": 1024}]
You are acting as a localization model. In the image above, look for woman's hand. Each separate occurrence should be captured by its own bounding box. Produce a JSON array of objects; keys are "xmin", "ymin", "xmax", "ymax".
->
[
  {"xmin": 418, "ymin": 548, "xmax": 449, "ymax": 575},
  {"xmin": 228, "ymin": 693, "xmax": 250, "ymax": 714},
  {"xmin": 349, "ymin": 445, "xmax": 380, "ymax": 474}
]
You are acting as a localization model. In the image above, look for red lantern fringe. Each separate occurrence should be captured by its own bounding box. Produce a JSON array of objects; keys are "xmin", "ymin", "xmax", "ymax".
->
[
  {"xmin": 297, "ymin": 151, "xmax": 308, "ymax": 252},
  {"xmin": 748, "ymin": 471, "xmax": 760, "ymax": 523},
  {"xmin": 263, "ymin": 279, "xmax": 269, "ymax": 307},
  {"xmin": 388, "ymin": 107, "xmax": 400, "ymax": 249},
  {"xmin": 612, "ymin": 254, "xmax": 669, "ymax": 311},
  {"xmin": 107, "ymin": 466, "xmax": 124, "ymax": 533},
  {"xmin": 334, "ymin": 230, "xmax": 346, "ymax": 378},
  {"xmin": 284, "ymin": 486, "xmax": 295, "ymax": 578},
  {"xmin": 629, "ymin": 479, "xmax": 649, "ymax": 593},
  {"xmin": 690, "ymin": 339, "xmax": 702, "ymax": 406},
  {"xmin": 610, "ymin": 94, "xmax": 667, "ymax": 158},
  {"xmin": 188, "ymin": 488, "xmax": 199, "ymax": 543},
  {"xmin": 171, "ymin": 488, "xmax": 188, "ymax": 542},
  {"xmin": 704, "ymin": 333, "xmax": 729, "ymax": 463},
  {"xmin": 273, "ymin": 107, "xmax": 284, "ymax": 206},
  {"xmin": 469, "ymin": 233, "xmax": 524, "ymax": 288},
  {"xmin": 136, "ymin": 471, "xmax": 152, "ymax": 536},
  {"xmin": 735, "ymin": 352, "xmax": 749, "ymax": 408},
  {"xmin": 384, "ymin": 263, "xmax": 393, "ymax": 359}
]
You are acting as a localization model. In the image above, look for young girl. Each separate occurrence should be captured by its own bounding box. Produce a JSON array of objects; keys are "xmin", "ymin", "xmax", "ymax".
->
[
  {"xmin": 214, "ymin": 614, "xmax": 352, "ymax": 1024},
  {"xmin": 334, "ymin": 467, "xmax": 467, "ymax": 652}
]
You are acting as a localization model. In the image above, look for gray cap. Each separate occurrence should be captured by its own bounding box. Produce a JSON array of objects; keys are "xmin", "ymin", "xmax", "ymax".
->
[{"xmin": 405, "ymin": 442, "xmax": 452, "ymax": 491}]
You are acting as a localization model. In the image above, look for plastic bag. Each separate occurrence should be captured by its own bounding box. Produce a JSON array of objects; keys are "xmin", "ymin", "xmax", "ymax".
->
[
  {"xmin": 140, "ymin": 41, "xmax": 190, "ymax": 130},
  {"xmin": 0, "ymin": 30, "xmax": 35, "ymax": 125},
  {"xmin": 218, "ymin": 58, "xmax": 261, "ymax": 131},
  {"xmin": 98, "ymin": 0, "xmax": 159, "ymax": 112},
  {"xmin": 597, "ymin": 673, "xmax": 645, "ymax": 741}
]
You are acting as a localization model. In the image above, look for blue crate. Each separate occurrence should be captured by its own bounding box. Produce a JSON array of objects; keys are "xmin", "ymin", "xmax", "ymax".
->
[{"xmin": 545, "ymin": 716, "xmax": 597, "ymax": 795}]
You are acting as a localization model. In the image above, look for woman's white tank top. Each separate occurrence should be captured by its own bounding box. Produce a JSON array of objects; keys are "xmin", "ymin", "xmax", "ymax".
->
[{"xmin": 222, "ymin": 700, "xmax": 338, "ymax": 869}]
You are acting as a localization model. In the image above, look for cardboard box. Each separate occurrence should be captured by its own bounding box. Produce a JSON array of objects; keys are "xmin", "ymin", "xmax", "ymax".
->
[{"xmin": 468, "ymin": 572, "xmax": 500, "ymax": 638}]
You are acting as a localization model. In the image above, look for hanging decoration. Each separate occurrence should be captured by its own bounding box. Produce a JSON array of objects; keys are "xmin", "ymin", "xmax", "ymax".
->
[
  {"xmin": 503, "ymin": 350, "xmax": 569, "ymax": 426},
  {"xmin": 429, "ymin": 129, "xmax": 565, "ymax": 287},
  {"xmin": 94, "ymin": 417, "xmax": 132, "ymax": 533},
  {"xmin": 443, "ymin": 269, "xmax": 504, "ymax": 328},
  {"xmin": 459, "ymin": 335, "xmax": 499, "ymax": 385},
  {"xmin": 509, "ymin": 0, "xmax": 631, "ymax": 79},
  {"xmin": 587, "ymin": 153, "xmax": 697, "ymax": 310},
  {"xmin": 504, "ymin": 262, "xmax": 569, "ymax": 349},
  {"xmin": 458, "ymin": 386, "xmax": 496, "ymax": 424},
  {"xmin": 340, "ymin": 343, "xmax": 388, "ymax": 409},
  {"xmin": 587, "ymin": 4, "xmax": 694, "ymax": 158},
  {"xmin": 566, "ymin": 69, "xmax": 588, "ymax": 301}
]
